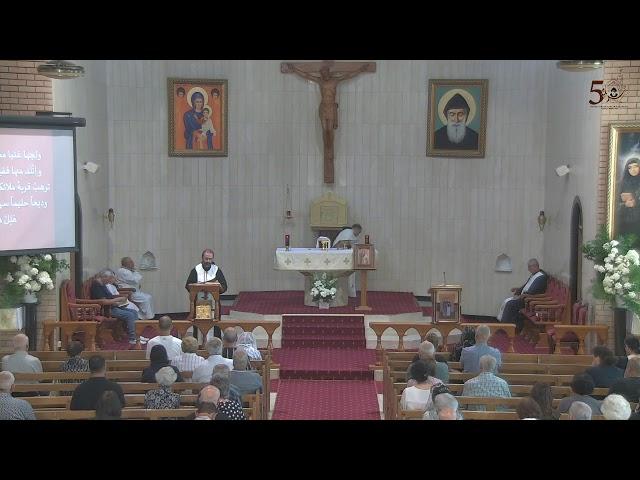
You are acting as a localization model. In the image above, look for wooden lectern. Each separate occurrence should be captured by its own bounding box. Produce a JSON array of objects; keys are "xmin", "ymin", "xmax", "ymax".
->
[
  {"xmin": 429, "ymin": 284, "xmax": 462, "ymax": 323},
  {"xmin": 187, "ymin": 282, "xmax": 221, "ymax": 321}
]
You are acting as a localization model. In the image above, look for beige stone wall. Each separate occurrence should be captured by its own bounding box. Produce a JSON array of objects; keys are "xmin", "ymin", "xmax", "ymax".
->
[{"xmin": 595, "ymin": 60, "xmax": 640, "ymax": 349}]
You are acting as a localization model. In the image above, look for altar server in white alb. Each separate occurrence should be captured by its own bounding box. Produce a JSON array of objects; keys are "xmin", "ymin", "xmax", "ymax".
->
[
  {"xmin": 332, "ymin": 223, "xmax": 362, "ymax": 297},
  {"xmin": 116, "ymin": 257, "xmax": 155, "ymax": 319},
  {"xmin": 497, "ymin": 258, "xmax": 548, "ymax": 333}
]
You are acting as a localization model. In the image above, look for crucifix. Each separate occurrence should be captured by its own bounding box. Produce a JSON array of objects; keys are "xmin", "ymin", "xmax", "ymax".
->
[{"xmin": 281, "ymin": 60, "xmax": 376, "ymax": 184}]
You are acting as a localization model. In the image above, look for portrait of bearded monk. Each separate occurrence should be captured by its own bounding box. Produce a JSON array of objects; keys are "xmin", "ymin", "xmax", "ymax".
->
[{"xmin": 433, "ymin": 93, "xmax": 479, "ymax": 150}]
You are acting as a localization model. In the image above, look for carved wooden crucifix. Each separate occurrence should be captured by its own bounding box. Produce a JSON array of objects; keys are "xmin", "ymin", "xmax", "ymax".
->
[{"xmin": 281, "ymin": 60, "xmax": 376, "ymax": 184}]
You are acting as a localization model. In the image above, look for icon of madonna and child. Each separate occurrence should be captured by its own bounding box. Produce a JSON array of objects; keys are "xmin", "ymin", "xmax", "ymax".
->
[{"xmin": 174, "ymin": 85, "xmax": 223, "ymax": 151}]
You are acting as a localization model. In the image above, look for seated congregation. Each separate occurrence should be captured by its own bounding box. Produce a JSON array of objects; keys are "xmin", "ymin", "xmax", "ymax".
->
[
  {"xmin": 0, "ymin": 317, "xmax": 267, "ymax": 420},
  {"xmin": 389, "ymin": 327, "xmax": 640, "ymax": 420}
]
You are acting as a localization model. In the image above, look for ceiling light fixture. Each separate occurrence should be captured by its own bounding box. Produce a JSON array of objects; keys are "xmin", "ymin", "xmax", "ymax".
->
[
  {"xmin": 556, "ymin": 60, "xmax": 604, "ymax": 72},
  {"xmin": 37, "ymin": 60, "xmax": 85, "ymax": 79}
]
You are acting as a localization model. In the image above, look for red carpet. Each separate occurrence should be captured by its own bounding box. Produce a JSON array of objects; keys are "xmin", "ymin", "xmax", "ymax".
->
[
  {"xmin": 271, "ymin": 380, "xmax": 380, "ymax": 420},
  {"xmin": 232, "ymin": 291, "xmax": 421, "ymax": 315},
  {"xmin": 281, "ymin": 315, "xmax": 366, "ymax": 348},
  {"xmin": 274, "ymin": 347, "xmax": 376, "ymax": 380},
  {"xmin": 272, "ymin": 315, "xmax": 380, "ymax": 419}
]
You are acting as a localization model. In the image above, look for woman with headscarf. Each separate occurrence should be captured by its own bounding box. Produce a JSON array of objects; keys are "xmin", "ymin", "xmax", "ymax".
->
[
  {"xmin": 618, "ymin": 157, "xmax": 640, "ymax": 237},
  {"xmin": 141, "ymin": 345, "xmax": 183, "ymax": 383},
  {"xmin": 236, "ymin": 331, "xmax": 262, "ymax": 361}
]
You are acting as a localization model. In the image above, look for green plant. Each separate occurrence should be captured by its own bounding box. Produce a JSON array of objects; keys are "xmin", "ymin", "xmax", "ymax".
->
[
  {"xmin": 583, "ymin": 225, "xmax": 640, "ymax": 316},
  {"xmin": 0, "ymin": 254, "xmax": 69, "ymax": 308}
]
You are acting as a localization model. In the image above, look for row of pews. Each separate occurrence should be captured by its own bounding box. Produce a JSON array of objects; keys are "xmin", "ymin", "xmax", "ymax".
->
[
  {"xmin": 379, "ymin": 350, "xmax": 634, "ymax": 420},
  {"xmin": 3, "ymin": 348, "xmax": 273, "ymax": 420}
]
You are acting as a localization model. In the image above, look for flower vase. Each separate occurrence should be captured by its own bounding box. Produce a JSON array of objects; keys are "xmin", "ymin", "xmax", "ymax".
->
[
  {"xmin": 318, "ymin": 300, "xmax": 330, "ymax": 309},
  {"xmin": 23, "ymin": 292, "xmax": 38, "ymax": 304}
]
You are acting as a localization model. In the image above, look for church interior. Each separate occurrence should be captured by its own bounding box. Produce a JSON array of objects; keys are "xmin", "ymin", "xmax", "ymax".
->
[{"xmin": 1, "ymin": 59, "xmax": 639, "ymax": 421}]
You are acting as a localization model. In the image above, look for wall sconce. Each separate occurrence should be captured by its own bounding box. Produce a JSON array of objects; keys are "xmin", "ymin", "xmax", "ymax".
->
[
  {"xmin": 538, "ymin": 211, "xmax": 547, "ymax": 231},
  {"xmin": 555, "ymin": 165, "xmax": 570, "ymax": 177},
  {"xmin": 82, "ymin": 162, "xmax": 100, "ymax": 174},
  {"xmin": 105, "ymin": 208, "xmax": 115, "ymax": 228}
]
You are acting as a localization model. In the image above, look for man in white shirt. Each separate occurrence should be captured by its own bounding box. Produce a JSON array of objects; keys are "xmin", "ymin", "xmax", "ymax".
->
[
  {"xmin": 145, "ymin": 316, "xmax": 182, "ymax": 361},
  {"xmin": 116, "ymin": 257, "xmax": 155, "ymax": 319},
  {"xmin": 1, "ymin": 334, "xmax": 43, "ymax": 386},
  {"xmin": 192, "ymin": 338, "xmax": 234, "ymax": 383},
  {"xmin": 171, "ymin": 336, "xmax": 206, "ymax": 373},
  {"xmin": 332, "ymin": 223, "xmax": 362, "ymax": 297}
]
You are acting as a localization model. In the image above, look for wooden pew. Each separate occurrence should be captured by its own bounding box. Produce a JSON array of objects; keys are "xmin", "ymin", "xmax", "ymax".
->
[
  {"xmin": 559, "ymin": 413, "xmax": 606, "ymax": 420},
  {"xmin": 35, "ymin": 408, "xmax": 197, "ymax": 420},
  {"xmin": 26, "ymin": 394, "xmax": 261, "ymax": 420},
  {"xmin": 462, "ymin": 411, "xmax": 520, "ymax": 420},
  {"xmin": 369, "ymin": 321, "xmax": 517, "ymax": 365},
  {"xmin": 548, "ymin": 325, "xmax": 609, "ymax": 355}
]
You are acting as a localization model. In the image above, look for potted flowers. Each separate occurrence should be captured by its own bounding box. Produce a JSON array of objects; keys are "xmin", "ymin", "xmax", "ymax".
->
[
  {"xmin": 310, "ymin": 272, "xmax": 338, "ymax": 309},
  {"xmin": 583, "ymin": 226, "xmax": 640, "ymax": 333},
  {"xmin": 0, "ymin": 254, "xmax": 69, "ymax": 308}
]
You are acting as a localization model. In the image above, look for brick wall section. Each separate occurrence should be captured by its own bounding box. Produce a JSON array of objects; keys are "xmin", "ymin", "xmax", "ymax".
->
[
  {"xmin": 0, "ymin": 330, "xmax": 20, "ymax": 350},
  {"xmin": 595, "ymin": 60, "xmax": 640, "ymax": 349},
  {"xmin": 0, "ymin": 60, "xmax": 53, "ymax": 115},
  {"xmin": 0, "ymin": 61, "xmax": 56, "ymax": 351}
]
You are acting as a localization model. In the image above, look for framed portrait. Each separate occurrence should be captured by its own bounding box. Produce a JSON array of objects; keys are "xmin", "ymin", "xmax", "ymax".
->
[
  {"xmin": 608, "ymin": 123, "xmax": 640, "ymax": 244},
  {"xmin": 168, "ymin": 78, "xmax": 228, "ymax": 157},
  {"xmin": 431, "ymin": 286, "xmax": 461, "ymax": 323},
  {"xmin": 426, "ymin": 79, "xmax": 488, "ymax": 158},
  {"xmin": 354, "ymin": 244, "xmax": 375, "ymax": 270}
]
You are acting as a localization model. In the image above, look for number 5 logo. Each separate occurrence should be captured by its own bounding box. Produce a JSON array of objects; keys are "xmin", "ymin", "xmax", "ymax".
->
[{"xmin": 589, "ymin": 80, "xmax": 605, "ymax": 105}]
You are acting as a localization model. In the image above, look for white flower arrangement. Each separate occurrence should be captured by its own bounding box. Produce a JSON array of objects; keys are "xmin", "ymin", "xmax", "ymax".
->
[
  {"xmin": 0, "ymin": 254, "xmax": 69, "ymax": 307},
  {"xmin": 310, "ymin": 272, "xmax": 338, "ymax": 303},
  {"xmin": 584, "ymin": 229, "xmax": 640, "ymax": 317}
]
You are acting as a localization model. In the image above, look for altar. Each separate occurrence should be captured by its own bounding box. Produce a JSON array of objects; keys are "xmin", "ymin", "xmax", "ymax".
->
[{"xmin": 274, "ymin": 247, "xmax": 355, "ymax": 307}]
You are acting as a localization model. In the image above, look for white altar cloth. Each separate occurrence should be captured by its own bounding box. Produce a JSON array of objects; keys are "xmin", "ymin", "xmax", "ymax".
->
[{"xmin": 274, "ymin": 248, "xmax": 378, "ymax": 307}]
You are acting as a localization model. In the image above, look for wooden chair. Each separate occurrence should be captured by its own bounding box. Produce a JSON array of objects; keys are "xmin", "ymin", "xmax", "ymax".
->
[{"xmin": 59, "ymin": 279, "xmax": 119, "ymax": 349}]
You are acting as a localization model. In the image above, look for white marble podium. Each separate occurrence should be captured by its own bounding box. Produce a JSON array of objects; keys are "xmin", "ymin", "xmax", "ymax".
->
[{"xmin": 274, "ymin": 248, "xmax": 354, "ymax": 307}]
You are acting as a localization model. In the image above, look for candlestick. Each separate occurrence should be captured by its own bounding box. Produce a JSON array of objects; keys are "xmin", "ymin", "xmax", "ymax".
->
[
  {"xmin": 365, "ymin": 235, "xmax": 369, "ymax": 244},
  {"xmin": 285, "ymin": 234, "xmax": 290, "ymax": 250}
]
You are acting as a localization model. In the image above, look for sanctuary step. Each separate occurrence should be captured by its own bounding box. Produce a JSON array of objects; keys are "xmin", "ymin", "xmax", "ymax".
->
[
  {"xmin": 281, "ymin": 315, "xmax": 366, "ymax": 348},
  {"xmin": 273, "ymin": 347, "xmax": 375, "ymax": 380}
]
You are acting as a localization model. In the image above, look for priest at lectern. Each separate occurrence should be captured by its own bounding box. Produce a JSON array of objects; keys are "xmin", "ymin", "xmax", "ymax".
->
[{"xmin": 185, "ymin": 248, "xmax": 228, "ymax": 295}]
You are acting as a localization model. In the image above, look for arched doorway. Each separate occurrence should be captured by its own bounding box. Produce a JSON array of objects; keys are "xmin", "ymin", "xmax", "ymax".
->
[{"xmin": 570, "ymin": 197, "xmax": 583, "ymax": 305}]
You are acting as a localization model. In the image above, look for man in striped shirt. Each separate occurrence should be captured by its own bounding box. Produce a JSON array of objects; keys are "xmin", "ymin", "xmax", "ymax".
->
[{"xmin": 171, "ymin": 336, "xmax": 206, "ymax": 373}]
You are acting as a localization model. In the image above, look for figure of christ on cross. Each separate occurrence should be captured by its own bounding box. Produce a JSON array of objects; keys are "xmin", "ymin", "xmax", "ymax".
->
[{"xmin": 281, "ymin": 61, "xmax": 376, "ymax": 184}]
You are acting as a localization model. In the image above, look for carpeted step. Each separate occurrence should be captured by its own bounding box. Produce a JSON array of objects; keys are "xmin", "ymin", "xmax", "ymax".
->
[
  {"xmin": 272, "ymin": 379, "xmax": 380, "ymax": 420},
  {"xmin": 274, "ymin": 347, "xmax": 375, "ymax": 380},
  {"xmin": 282, "ymin": 315, "xmax": 365, "ymax": 326},
  {"xmin": 281, "ymin": 324, "xmax": 364, "ymax": 336},
  {"xmin": 282, "ymin": 337, "xmax": 366, "ymax": 349}
]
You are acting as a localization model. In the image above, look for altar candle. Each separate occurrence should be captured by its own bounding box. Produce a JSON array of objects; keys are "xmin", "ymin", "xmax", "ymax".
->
[
  {"xmin": 285, "ymin": 234, "xmax": 290, "ymax": 248},
  {"xmin": 365, "ymin": 235, "xmax": 370, "ymax": 244}
]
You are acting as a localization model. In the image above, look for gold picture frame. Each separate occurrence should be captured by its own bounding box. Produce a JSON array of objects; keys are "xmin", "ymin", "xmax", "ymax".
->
[
  {"xmin": 607, "ymin": 123, "xmax": 640, "ymax": 244},
  {"xmin": 168, "ymin": 78, "xmax": 228, "ymax": 157},
  {"xmin": 354, "ymin": 244, "xmax": 375, "ymax": 270},
  {"xmin": 426, "ymin": 79, "xmax": 488, "ymax": 158}
]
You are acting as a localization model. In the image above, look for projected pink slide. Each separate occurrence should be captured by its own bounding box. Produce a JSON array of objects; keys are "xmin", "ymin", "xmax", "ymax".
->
[{"xmin": 0, "ymin": 132, "xmax": 55, "ymax": 250}]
